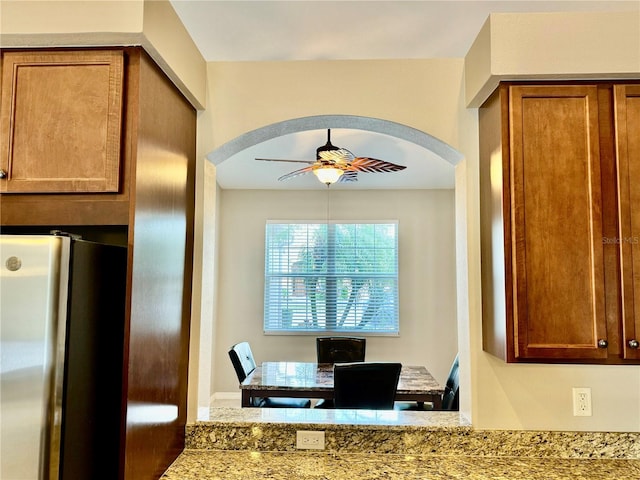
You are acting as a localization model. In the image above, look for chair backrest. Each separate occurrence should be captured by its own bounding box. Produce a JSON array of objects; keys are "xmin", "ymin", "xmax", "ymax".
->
[
  {"xmin": 316, "ymin": 336, "xmax": 366, "ymax": 363},
  {"xmin": 333, "ymin": 362, "xmax": 401, "ymax": 410},
  {"xmin": 228, "ymin": 341, "xmax": 257, "ymax": 383},
  {"xmin": 441, "ymin": 354, "xmax": 459, "ymax": 410}
]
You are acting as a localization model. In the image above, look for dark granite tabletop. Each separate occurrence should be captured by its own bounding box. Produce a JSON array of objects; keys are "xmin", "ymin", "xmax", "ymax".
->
[{"xmin": 243, "ymin": 362, "xmax": 444, "ymax": 397}]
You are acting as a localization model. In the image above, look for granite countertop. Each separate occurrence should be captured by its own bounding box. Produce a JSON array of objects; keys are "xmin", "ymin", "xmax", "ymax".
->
[
  {"xmin": 161, "ymin": 408, "xmax": 640, "ymax": 480},
  {"xmin": 162, "ymin": 450, "xmax": 640, "ymax": 480}
]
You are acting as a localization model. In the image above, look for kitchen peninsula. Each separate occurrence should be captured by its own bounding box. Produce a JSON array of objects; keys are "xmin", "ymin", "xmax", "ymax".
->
[{"xmin": 161, "ymin": 409, "xmax": 640, "ymax": 479}]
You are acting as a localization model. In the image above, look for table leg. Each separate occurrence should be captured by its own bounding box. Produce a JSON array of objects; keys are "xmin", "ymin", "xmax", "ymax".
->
[{"xmin": 241, "ymin": 389, "xmax": 252, "ymax": 407}]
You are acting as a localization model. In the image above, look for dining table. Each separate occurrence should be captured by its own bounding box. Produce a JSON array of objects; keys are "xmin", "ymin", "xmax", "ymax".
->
[{"xmin": 240, "ymin": 361, "xmax": 445, "ymax": 409}]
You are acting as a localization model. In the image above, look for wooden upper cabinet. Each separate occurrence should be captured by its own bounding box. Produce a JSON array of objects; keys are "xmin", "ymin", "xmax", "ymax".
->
[
  {"xmin": 614, "ymin": 84, "xmax": 640, "ymax": 360},
  {"xmin": 480, "ymin": 82, "xmax": 640, "ymax": 364},
  {"xmin": 0, "ymin": 50, "xmax": 124, "ymax": 193},
  {"xmin": 509, "ymin": 85, "xmax": 608, "ymax": 360}
]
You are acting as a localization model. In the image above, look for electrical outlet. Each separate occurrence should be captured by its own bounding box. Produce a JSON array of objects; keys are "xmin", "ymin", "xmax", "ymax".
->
[
  {"xmin": 296, "ymin": 430, "xmax": 325, "ymax": 450},
  {"xmin": 572, "ymin": 387, "xmax": 592, "ymax": 416}
]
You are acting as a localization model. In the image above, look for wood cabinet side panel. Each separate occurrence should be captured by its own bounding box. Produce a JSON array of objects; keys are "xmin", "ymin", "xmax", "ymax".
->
[
  {"xmin": 122, "ymin": 50, "xmax": 196, "ymax": 480},
  {"xmin": 509, "ymin": 85, "xmax": 608, "ymax": 360},
  {"xmin": 615, "ymin": 84, "xmax": 640, "ymax": 360},
  {"xmin": 480, "ymin": 86, "xmax": 514, "ymax": 361}
]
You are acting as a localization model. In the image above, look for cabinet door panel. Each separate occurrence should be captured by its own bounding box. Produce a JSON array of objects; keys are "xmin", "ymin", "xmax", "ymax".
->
[
  {"xmin": 615, "ymin": 84, "xmax": 640, "ymax": 360},
  {"xmin": 509, "ymin": 85, "xmax": 607, "ymax": 359},
  {"xmin": 0, "ymin": 50, "xmax": 124, "ymax": 193}
]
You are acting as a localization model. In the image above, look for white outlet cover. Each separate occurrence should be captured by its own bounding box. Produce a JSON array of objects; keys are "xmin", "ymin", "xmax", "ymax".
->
[
  {"xmin": 296, "ymin": 430, "xmax": 325, "ymax": 450},
  {"xmin": 572, "ymin": 387, "xmax": 592, "ymax": 416}
]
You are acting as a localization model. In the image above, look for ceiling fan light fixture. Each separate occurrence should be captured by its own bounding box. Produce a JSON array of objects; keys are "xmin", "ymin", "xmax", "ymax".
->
[{"xmin": 313, "ymin": 166, "xmax": 344, "ymax": 185}]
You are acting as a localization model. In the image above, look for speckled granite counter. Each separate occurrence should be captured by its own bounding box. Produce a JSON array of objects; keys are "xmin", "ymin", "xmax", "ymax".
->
[
  {"xmin": 162, "ymin": 450, "xmax": 640, "ymax": 479},
  {"xmin": 161, "ymin": 408, "xmax": 640, "ymax": 479}
]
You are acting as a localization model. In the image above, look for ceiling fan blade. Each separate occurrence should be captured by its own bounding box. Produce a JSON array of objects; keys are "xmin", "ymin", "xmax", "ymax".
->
[
  {"xmin": 277, "ymin": 165, "xmax": 315, "ymax": 181},
  {"xmin": 338, "ymin": 171, "xmax": 358, "ymax": 182},
  {"xmin": 256, "ymin": 158, "xmax": 315, "ymax": 164},
  {"xmin": 318, "ymin": 148, "xmax": 355, "ymax": 164},
  {"xmin": 347, "ymin": 157, "xmax": 407, "ymax": 173}
]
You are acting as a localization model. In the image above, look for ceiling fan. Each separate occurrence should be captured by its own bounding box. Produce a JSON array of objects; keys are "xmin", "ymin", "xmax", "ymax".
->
[{"xmin": 255, "ymin": 129, "xmax": 407, "ymax": 185}]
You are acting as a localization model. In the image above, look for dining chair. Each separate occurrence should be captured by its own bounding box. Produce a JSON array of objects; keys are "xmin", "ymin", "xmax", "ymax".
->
[
  {"xmin": 441, "ymin": 353, "xmax": 460, "ymax": 410},
  {"xmin": 316, "ymin": 336, "xmax": 366, "ymax": 363},
  {"xmin": 395, "ymin": 353, "xmax": 459, "ymax": 411},
  {"xmin": 315, "ymin": 336, "xmax": 367, "ymax": 408},
  {"xmin": 333, "ymin": 362, "xmax": 402, "ymax": 410},
  {"xmin": 228, "ymin": 341, "xmax": 311, "ymax": 408}
]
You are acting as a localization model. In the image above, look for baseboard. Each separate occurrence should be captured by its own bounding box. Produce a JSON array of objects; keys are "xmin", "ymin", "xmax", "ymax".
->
[{"xmin": 212, "ymin": 391, "xmax": 241, "ymax": 401}]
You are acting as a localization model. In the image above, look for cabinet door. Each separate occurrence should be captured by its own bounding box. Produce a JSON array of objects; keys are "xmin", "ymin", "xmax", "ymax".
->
[
  {"xmin": 615, "ymin": 84, "xmax": 640, "ymax": 360},
  {"xmin": 0, "ymin": 50, "xmax": 124, "ymax": 193},
  {"xmin": 509, "ymin": 85, "xmax": 608, "ymax": 360}
]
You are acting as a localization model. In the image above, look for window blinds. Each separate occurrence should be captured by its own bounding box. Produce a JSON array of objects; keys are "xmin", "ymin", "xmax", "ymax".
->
[{"xmin": 264, "ymin": 222, "xmax": 399, "ymax": 334}]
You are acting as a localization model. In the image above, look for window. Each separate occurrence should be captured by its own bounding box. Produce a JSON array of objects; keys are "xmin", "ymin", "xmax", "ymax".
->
[{"xmin": 264, "ymin": 221, "xmax": 399, "ymax": 335}]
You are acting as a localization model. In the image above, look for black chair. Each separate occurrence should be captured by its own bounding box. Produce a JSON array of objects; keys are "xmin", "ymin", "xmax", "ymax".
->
[
  {"xmin": 316, "ymin": 336, "xmax": 366, "ymax": 363},
  {"xmin": 315, "ymin": 337, "xmax": 366, "ymax": 408},
  {"xmin": 333, "ymin": 362, "xmax": 402, "ymax": 410},
  {"xmin": 441, "ymin": 353, "xmax": 460, "ymax": 410},
  {"xmin": 395, "ymin": 353, "xmax": 459, "ymax": 411},
  {"xmin": 228, "ymin": 342, "xmax": 311, "ymax": 408}
]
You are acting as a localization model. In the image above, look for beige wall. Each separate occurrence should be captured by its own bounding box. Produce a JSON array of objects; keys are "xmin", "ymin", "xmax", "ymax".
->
[
  {"xmin": 0, "ymin": 0, "xmax": 144, "ymax": 35},
  {"xmin": 214, "ymin": 189, "xmax": 458, "ymax": 393},
  {"xmin": 207, "ymin": 59, "xmax": 466, "ymax": 150},
  {"xmin": 465, "ymin": 11, "xmax": 640, "ymax": 106}
]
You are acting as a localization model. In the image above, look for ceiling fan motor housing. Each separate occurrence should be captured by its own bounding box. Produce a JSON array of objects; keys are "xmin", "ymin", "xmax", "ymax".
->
[{"xmin": 316, "ymin": 129, "xmax": 340, "ymax": 159}]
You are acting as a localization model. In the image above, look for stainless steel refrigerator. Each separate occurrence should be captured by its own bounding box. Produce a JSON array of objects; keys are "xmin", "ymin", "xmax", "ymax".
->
[{"xmin": 1, "ymin": 233, "xmax": 127, "ymax": 480}]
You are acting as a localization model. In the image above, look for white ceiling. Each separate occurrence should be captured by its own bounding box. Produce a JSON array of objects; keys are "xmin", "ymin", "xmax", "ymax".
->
[
  {"xmin": 170, "ymin": 1, "xmax": 638, "ymax": 62},
  {"xmin": 169, "ymin": 0, "xmax": 639, "ymax": 189}
]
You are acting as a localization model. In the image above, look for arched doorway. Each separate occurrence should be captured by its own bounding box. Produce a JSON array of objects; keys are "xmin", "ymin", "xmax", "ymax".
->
[
  {"xmin": 206, "ymin": 114, "xmax": 463, "ymax": 168},
  {"xmin": 194, "ymin": 114, "xmax": 469, "ymax": 420}
]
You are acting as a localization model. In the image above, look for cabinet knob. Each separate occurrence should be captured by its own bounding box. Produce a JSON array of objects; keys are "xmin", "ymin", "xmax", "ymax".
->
[
  {"xmin": 0, "ymin": 169, "xmax": 6, "ymax": 179},
  {"xmin": 628, "ymin": 339, "xmax": 640, "ymax": 349},
  {"xmin": 597, "ymin": 339, "xmax": 608, "ymax": 348}
]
